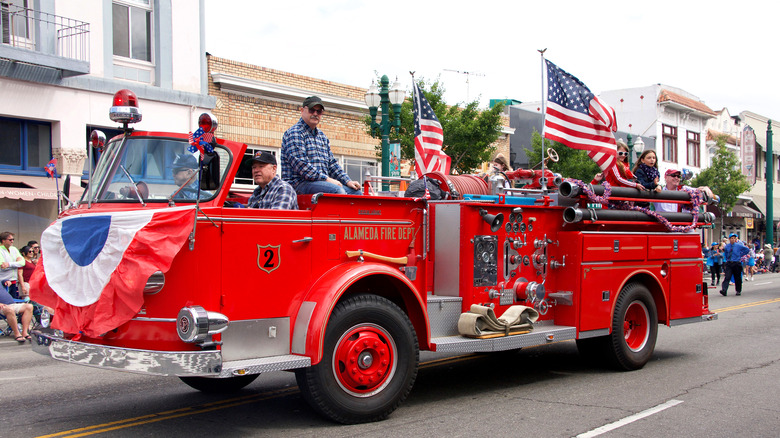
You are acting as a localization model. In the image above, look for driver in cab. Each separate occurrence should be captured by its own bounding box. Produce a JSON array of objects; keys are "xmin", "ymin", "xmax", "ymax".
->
[{"xmin": 170, "ymin": 154, "xmax": 205, "ymax": 200}]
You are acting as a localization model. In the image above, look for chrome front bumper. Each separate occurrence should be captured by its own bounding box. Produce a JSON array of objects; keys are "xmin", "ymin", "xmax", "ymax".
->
[{"xmin": 31, "ymin": 328, "xmax": 311, "ymax": 377}]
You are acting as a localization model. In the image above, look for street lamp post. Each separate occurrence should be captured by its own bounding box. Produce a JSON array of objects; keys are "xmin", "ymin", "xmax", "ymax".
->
[
  {"xmin": 365, "ymin": 75, "xmax": 405, "ymax": 190},
  {"xmin": 626, "ymin": 133, "xmax": 645, "ymax": 168}
]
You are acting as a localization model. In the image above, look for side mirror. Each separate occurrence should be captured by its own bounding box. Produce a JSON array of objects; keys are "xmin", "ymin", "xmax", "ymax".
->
[
  {"xmin": 90, "ymin": 130, "xmax": 106, "ymax": 150},
  {"xmin": 200, "ymin": 148, "xmax": 220, "ymax": 191}
]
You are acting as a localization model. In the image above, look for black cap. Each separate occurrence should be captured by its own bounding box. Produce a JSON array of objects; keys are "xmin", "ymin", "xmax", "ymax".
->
[
  {"xmin": 170, "ymin": 154, "xmax": 198, "ymax": 170},
  {"xmin": 302, "ymin": 96, "xmax": 324, "ymax": 109},
  {"xmin": 249, "ymin": 151, "xmax": 276, "ymax": 166}
]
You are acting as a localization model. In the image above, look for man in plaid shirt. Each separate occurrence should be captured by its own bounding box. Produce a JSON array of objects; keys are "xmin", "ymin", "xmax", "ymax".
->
[
  {"xmin": 247, "ymin": 151, "xmax": 298, "ymax": 210},
  {"xmin": 281, "ymin": 96, "xmax": 362, "ymax": 195}
]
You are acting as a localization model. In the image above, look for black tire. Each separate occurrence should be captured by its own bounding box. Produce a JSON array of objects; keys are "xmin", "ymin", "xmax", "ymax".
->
[
  {"xmin": 295, "ymin": 294, "xmax": 419, "ymax": 424},
  {"xmin": 179, "ymin": 374, "xmax": 259, "ymax": 393},
  {"xmin": 607, "ymin": 283, "xmax": 658, "ymax": 370}
]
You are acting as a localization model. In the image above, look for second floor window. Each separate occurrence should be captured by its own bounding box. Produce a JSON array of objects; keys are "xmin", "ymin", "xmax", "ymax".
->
[
  {"xmin": 112, "ymin": 1, "xmax": 151, "ymax": 62},
  {"xmin": 686, "ymin": 131, "xmax": 700, "ymax": 167},
  {"xmin": 663, "ymin": 124, "xmax": 677, "ymax": 163}
]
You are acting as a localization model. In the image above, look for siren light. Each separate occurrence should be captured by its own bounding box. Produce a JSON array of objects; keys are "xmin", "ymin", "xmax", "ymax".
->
[
  {"xmin": 198, "ymin": 113, "xmax": 218, "ymax": 133},
  {"xmin": 109, "ymin": 89, "xmax": 142, "ymax": 125}
]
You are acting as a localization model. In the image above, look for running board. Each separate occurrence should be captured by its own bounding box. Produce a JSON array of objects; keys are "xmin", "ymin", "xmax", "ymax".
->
[{"xmin": 430, "ymin": 325, "xmax": 576, "ymax": 353}]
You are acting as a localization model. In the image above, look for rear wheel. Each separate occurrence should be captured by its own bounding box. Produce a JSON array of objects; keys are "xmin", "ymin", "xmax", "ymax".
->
[
  {"xmin": 607, "ymin": 283, "xmax": 658, "ymax": 370},
  {"xmin": 179, "ymin": 374, "xmax": 259, "ymax": 393},
  {"xmin": 296, "ymin": 294, "xmax": 418, "ymax": 424}
]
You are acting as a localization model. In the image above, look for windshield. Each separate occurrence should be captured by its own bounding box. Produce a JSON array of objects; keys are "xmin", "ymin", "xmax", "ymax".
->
[{"xmin": 82, "ymin": 135, "xmax": 231, "ymax": 204}]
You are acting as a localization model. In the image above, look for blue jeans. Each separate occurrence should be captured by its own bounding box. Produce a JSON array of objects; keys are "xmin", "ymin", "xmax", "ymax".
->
[{"xmin": 295, "ymin": 180, "xmax": 362, "ymax": 195}]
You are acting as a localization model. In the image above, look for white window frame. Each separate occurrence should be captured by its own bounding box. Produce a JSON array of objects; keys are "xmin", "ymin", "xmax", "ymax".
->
[{"xmin": 112, "ymin": 0, "xmax": 154, "ymax": 65}]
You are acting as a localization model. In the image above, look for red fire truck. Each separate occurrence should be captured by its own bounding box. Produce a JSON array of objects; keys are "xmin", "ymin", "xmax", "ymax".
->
[{"xmin": 31, "ymin": 90, "xmax": 717, "ymax": 424}]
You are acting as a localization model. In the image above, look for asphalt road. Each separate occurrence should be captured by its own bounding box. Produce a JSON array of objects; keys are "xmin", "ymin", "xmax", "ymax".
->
[{"xmin": 2, "ymin": 272, "xmax": 779, "ymax": 437}]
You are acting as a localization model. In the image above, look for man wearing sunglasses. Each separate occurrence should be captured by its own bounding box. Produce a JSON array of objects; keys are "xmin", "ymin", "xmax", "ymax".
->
[
  {"xmin": 654, "ymin": 168, "xmax": 714, "ymax": 213},
  {"xmin": 0, "ymin": 231, "xmax": 24, "ymax": 299},
  {"xmin": 281, "ymin": 96, "xmax": 362, "ymax": 196}
]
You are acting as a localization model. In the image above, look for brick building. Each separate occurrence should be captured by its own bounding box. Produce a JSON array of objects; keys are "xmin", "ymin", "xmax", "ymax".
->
[{"xmin": 206, "ymin": 55, "xmax": 511, "ymax": 192}]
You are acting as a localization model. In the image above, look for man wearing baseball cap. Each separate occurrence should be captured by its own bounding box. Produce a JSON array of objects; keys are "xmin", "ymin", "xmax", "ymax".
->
[
  {"xmin": 654, "ymin": 168, "xmax": 714, "ymax": 213},
  {"xmin": 169, "ymin": 153, "xmax": 203, "ymax": 200},
  {"xmin": 280, "ymin": 96, "xmax": 362, "ymax": 196},
  {"xmin": 721, "ymin": 233, "xmax": 750, "ymax": 296},
  {"xmin": 246, "ymin": 151, "xmax": 297, "ymax": 210}
]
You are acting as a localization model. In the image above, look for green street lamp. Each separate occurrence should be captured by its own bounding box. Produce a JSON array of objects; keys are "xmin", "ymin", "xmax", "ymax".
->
[
  {"xmin": 626, "ymin": 133, "xmax": 645, "ymax": 168},
  {"xmin": 365, "ymin": 75, "xmax": 405, "ymax": 189}
]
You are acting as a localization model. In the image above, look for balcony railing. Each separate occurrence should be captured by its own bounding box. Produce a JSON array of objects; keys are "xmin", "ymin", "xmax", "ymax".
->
[{"xmin": 1, "ymin": 3, "xmax": 89, "ymax": 63}]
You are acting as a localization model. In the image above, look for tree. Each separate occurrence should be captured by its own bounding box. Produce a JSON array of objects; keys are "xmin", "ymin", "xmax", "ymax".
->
[
  {"xmin": 364, "ymin": 78, "xmax": 505, "ymax": 174},
  {"xmin": 525, "ymin": 130, "xmax": 601, "ymax": 182},
  {"xmin": 689, "ymin": 134, "xmax": 751, "ymax": 215}
]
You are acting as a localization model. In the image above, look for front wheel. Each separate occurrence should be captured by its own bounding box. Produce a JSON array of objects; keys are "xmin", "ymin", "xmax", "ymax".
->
[
  {"xmin": 607, "ymin": 283, "xmax": 658, "ymax": 370},
  {"xmin": 296, "ymin": 294, "xmax": 419, "ymax": 424}
]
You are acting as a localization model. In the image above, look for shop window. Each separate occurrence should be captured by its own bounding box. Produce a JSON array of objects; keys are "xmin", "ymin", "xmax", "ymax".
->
[
  {"xmin": 343, "ymin": 157, "xmax": 378, "ymax": 185},
  {"xmin": 0, "ymin": 117, "xmax": 51, "ymax": 173}
]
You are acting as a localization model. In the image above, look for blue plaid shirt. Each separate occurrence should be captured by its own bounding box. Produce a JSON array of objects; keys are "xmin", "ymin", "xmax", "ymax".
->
[
  {"xmin": 281, "ymin": 118, "xmax": 352, "ymax": 188},
  {"xmin": 247, "ymin": 175, "xmax": 298, "ymax": 210}
]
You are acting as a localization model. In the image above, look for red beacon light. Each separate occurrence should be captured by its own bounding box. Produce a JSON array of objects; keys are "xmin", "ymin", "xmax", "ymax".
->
[
  {"xmin": 198, "ymin": 113, "xmax": 218, "ymax": 133},
  {"xmin": 109, "ymin": 89, "xmax": 142, "ymax": 125}
]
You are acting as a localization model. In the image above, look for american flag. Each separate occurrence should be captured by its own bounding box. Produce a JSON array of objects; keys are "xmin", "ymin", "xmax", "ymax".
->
[
  {"xmin": 45, "ymin": 158, "xmax": 57, "ymax": 177},
  {"xmin": 413, "ymin": 83, "xmax": 450, "ymax": 175},
  {"xmin": 543, "ymin": 60, "xmax": 617, "ymax": 171},
  {"xmin": 188, "ymin": 128, "xmax": 214, "ymax": 157}
]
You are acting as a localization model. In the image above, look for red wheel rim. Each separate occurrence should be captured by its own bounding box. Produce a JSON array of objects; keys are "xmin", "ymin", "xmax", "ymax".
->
[
  {"xmin": 623, "ymin": 301, "xmax": 650, "ymax": 352},
  {"xmin": 333, "ymin": 324, "xmax": 397, "ymax": 397}
]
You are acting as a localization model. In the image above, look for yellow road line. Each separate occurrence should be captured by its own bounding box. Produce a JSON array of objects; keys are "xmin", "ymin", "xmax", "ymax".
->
[
  {"xmin": 712, "ymin": 297, "xmax": 780, "ymax": 313},
  {"xmin": 38, "ymin": 355, "xmax": 483, "ymax": 438}
]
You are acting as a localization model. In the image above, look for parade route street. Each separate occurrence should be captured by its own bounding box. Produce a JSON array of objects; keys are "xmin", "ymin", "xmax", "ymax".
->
[{"xmin": 2, "ymin": 272, "xmax": 779, "ymax": 437}]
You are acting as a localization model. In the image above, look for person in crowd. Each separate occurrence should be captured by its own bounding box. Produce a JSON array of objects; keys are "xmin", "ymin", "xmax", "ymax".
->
[
  {"xmin": 17, "ymin": 245, "xmax": 35, "ymax": 297},
  {"xmin": 707, "ymin": 242, "xmax": 723, "ymax": 286},
  {"xmin": 281, "ymin": 96, "xmax": 362, "ymax": 195},
  {"xmin": 632, "ymin": 150, "xmax": 663, "ymax": 192},
  {"xmin": 0, "ymin": 285, "xmax": 33, "ymax": 343},
  {"xmin": 763, "ymin": 244, "xmax": 774, "ymax": 269},
  {"xmin": 591, "ymin": 140, "xmax": 646, "ymax": 190},
  {"xmin": 744, "ymin": 246, "xmax": 756, "ymax": 281},
  {"xmin": 721, "ymin": 233, "xmax": 751, "ymax": 296},
  {"xmin": 0, "ymin": 231, "xmax": 24, "ymax": 299},
  {"xmin": 246, "ymin": 151, "xmax": 298, "ymax": 210},
  {"xmin": 27, "ymin": 240, "xmax": 40, "ymax": 264},
  {"xmin": 653, "ymin": 168, "xmax": 714, "ymax": 213}
]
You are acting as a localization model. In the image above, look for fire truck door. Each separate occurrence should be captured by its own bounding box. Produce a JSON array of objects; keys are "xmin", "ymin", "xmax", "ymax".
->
[{"xmin": 220, "ymin": 210, "xmax": 312, "ymax": 320}]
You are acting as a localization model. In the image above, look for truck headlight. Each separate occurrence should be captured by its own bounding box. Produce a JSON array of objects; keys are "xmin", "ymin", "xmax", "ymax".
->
[{"xmin": 177, "ymin": 306, "xmax": 229, "ymax": 343}]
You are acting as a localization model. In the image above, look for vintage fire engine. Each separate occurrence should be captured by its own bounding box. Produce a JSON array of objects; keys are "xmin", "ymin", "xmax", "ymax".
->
[{"xmin": 31, "ymin": 90, "xmax": 716, "ymax": 424}]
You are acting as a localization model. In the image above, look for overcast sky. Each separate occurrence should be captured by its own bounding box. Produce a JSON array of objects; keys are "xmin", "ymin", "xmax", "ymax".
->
[{"xmin": 205, "ymin": 0, "xmax": 780, "ymax": 122}]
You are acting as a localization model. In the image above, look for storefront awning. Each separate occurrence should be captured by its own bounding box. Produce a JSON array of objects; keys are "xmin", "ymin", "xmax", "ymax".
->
[
  {"xmin": 749, "ymin": 194, "xmax": 780, "ymax": 221},
  {"xmin": 0, "ymin": 175, "xmax": 84, "ymax": 202},
  {"xmin": 725, "ymin": 204, "xmax": 763, "ymax": 219}
]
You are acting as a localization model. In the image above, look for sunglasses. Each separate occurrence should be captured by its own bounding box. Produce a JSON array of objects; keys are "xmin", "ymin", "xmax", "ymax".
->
[
  {"xmin": 307, "ymin": 108, "xmax": 324, "ymax": 115},
  {"xmin": 669, "ymin": 173, "xmax": 681, "ymax": 178},
  {"xmin": 617, "ymin": 151, "xmax": 628, "ymax": 157}
]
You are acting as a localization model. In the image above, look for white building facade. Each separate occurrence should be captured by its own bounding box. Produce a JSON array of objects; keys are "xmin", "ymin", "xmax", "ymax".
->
[
  {"xmin": 600, "ymin": 85, "xmax": 715, "ymax": 178},
  {"xmin": 0, "ymin": 0, "xmax": 213, "ymax": 244}
]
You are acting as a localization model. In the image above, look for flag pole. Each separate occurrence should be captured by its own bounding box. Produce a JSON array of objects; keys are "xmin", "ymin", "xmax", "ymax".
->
[{"xmin": 538, "ymin": 48, "xmax": 548, "ymax": 195}]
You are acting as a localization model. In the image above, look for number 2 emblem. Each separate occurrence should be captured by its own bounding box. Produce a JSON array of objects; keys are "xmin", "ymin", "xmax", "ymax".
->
[{"xmin": 257, "ymin": 244, "xmax": 281, "ymax": 273}]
